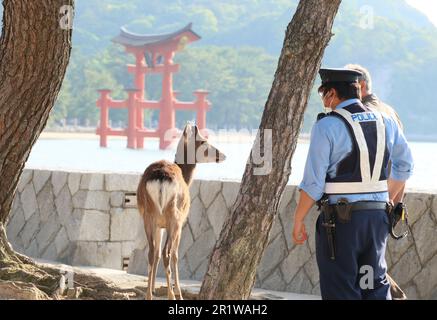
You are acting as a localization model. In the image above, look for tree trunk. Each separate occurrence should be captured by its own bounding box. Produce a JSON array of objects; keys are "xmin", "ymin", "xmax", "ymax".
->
[
  {"xmin": 0, "ymin": 0, "xmax": 74, "ymax": 295},
  {"xmin": 199, "ymin": 0, "xmax": 342, "ymax": 300}
]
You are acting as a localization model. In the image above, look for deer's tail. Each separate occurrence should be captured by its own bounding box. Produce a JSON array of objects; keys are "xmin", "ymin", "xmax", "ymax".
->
[{"xmin": 144, "ymin": 180, "xmax": 178, "ymax": 215}]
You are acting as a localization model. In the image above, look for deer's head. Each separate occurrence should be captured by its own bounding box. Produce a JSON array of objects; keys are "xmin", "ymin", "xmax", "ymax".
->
[{"xmin": 175, "ymin": 124, "xmax": 226, "ymax": 164}]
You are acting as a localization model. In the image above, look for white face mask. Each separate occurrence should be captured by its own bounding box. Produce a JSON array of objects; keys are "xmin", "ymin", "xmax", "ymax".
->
[{"xmin": 323, "ymin": 91, "xmax": 334, "ymax": 113}]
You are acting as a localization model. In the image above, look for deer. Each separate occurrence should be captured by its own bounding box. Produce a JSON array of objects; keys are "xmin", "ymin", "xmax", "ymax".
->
[{"xmin": 136, "ymin": 123, "xmax": 226, "ymax": 300}]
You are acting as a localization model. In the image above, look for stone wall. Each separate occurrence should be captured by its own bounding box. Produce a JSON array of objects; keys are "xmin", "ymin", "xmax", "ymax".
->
[
  {"xmin": 7, "ymin": 169, "xmax": 141, "ymax": 270},
  {"xmin": 6, "ymin": 169, "xmax": 437, "ymax": 299}
]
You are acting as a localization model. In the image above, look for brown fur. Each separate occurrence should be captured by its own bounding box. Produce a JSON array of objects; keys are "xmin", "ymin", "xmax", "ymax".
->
[{"xmin": 136, "ymin": 124, "xmax": 225, "ymax": 300}]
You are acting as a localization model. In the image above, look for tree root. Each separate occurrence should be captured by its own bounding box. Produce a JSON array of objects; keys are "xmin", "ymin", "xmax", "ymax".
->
[
  {"xmin": 0, "ymin": 280, "xmax": 50, "ymax": 300},
  {"xmin": 0, "ymin": 225, "xmax": 148, "ymax": 300},
  {"xmin": 0, "ymin": 258, "xmax": 152, "ymax": 300}
]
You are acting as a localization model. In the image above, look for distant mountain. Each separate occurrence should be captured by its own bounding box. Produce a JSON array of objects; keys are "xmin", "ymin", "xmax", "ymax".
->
[{"xmin": 0, "ymin": 1, "xmax": 436, "ymax": 136}]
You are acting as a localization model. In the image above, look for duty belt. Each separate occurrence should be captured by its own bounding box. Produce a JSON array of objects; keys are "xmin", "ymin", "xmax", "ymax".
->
[
  {"xmin": 317, "ymin": 197, "xmax": 390, "ymax": 260},
  {"xmin": 324, "ymin": 201, "xmax": 387, "ymax": 212},
  {"xmin": 321, "ymin": 200, "xmax": 388, "ymax": 224}
]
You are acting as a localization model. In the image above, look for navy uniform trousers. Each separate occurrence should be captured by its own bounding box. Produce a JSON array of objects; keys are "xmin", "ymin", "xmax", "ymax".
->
[{"xmin": 316, "ymin": 209, "xmax": 392, "ymax": 300}]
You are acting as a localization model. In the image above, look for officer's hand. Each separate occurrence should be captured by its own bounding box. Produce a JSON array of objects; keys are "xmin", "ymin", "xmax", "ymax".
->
[{"xmin": 292, "ymin": 220, "xmax": 308, "ymax": 245}]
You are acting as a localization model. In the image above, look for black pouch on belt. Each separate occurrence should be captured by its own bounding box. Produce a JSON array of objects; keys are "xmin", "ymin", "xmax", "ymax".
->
[
  {"xmin": 335, "ymin": 198, "xmax": 353, "ymax": 223},
  {"xmin": 321, "ymin": 205, "xmax": 337, "ymax": 260}
]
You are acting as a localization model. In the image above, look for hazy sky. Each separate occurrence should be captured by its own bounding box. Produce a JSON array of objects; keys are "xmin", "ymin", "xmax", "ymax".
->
[{"xmin": 407, "ymin": 0, "xmax": 437, "ymax": 26}]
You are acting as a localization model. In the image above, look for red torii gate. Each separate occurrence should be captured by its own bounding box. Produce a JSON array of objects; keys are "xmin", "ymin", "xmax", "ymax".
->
[{"xmin": 96, "ymin": 23, "xmax": 210, "ymax": 150}]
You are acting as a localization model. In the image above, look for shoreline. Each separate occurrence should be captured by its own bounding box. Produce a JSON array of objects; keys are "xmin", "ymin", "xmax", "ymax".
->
[
  {"xmin": 40, "ymin": 130, "xmax": 437, "ymax": 143},
  {"xmin": 39, "ymin": 131, "xmax": 311, "ymax": 143}
]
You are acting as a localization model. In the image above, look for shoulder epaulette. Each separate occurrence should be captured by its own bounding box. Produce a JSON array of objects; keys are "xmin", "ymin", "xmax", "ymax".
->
[{"xmin": 317, "ymin": 112, "xmax": 331, "ymax": 122}]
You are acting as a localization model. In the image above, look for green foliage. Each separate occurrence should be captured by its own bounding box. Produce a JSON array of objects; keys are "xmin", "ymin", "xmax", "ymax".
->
[
  {"xmin": 46, "ymin": 0, "xmax": 437, "ymax": 136},
  {"xmin": 173, "ymin": 46, "xmax": 276, "ymax": 129}
]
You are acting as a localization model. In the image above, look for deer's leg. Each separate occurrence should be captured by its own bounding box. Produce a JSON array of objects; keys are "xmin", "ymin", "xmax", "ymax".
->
[
  {"xmin": 162, "ymin": 231, "xmax": 176, "ymax": 300},
  {"xmin": 145, "ymin": 222, "xmax": 154, "ymax": 300},
  {"xmin": 171, "ymin": 227, "xmax": 183, "ymax": 300},
  {"xmin": 151, "ymin": 227, "xmax": 162, "ymax": 294}
]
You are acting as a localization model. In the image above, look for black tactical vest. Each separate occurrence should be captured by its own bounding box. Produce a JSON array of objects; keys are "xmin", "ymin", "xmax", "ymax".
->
[{"xmin": 322, "ymin": 103, "xmax": 390, "ymax": 195}]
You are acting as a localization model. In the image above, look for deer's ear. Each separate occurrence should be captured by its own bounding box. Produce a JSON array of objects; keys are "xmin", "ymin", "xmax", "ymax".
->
[
  {"xmin": 183, "ymin": 124, "xmax": 192, "ymax": 138},
  {"xmin": 194, "ymin": 125, "xmax": 206, "ymax": 139}
]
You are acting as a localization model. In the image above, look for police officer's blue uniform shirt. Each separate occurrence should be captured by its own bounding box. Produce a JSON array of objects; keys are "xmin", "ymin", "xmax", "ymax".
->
[{"xmin": 299, "ymin": 98, "xmax": 414, "ymax": 204}]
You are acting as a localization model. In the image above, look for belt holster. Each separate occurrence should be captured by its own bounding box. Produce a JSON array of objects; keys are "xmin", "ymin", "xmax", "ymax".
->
[
  {"xmin": 335, "ymin": 198, "xmax": 353, "ymax": 223},
  {"xmin": 318, "ymin": 194, "xmax": 337, "ymax": 260}
]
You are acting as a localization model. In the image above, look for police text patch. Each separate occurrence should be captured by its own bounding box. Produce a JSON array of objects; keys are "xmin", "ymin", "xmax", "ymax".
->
[{"xmin": 351, "ymin": 112, "xmax": 377, "ymax": 122}]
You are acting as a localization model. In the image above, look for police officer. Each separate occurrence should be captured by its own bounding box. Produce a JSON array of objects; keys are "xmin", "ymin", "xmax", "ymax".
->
[
  {"xmin": 345, "ymin": 63, "xmax": 403, "ymax": 130},
  {"xmin": 291, "ymin": 68, "xmax": 414, "ymax": 300},
  {"xmin": 346, "ymin": 63, "xmax": 407, "ymax": 299}
]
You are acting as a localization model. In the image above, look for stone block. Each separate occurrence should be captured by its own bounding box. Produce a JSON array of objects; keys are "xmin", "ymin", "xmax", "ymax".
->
[
  {"xmin": 389, "ymin": 247, "xmax": 422, "ymax": 287},
  {"xmin": 20, "ymin": 213, "xmax": 40, "ymax": 249},
  {"xmin": 179, "ymin": 224, "xmax": 194, "ymax": 259},
  {"xmin": 403, "ymin": 284, "xmax": 419, "ymax": 300},
  {"xmin": 189, "ymin": 180, "xmax": 201, "ymax": 200},
  {"xmin": 21, "ymin": 183, "xmax": 37, "ymax": 221},
  {"xmin": 303, "ymin": 254, "xmax": 319, "ymax": 286},
  {"xmin": 55, "ymin": 185, "xmax": 73, "ymax": 225},
  {"xmin": 54, "ymin": 227, "xmax": 70, "ymax": 256},
  {"xmin": 278, "ymin": 196, "xmax": 298, "ymax": 251},
  {"xmin": 133, "ymin": 217, "xmax": 147, "ymax": 250},
  {"xmin": 51, "ymin": 171, "xmax": 68, "ymax": 197},
  {"xmin": 24, "ymin": 240, "xmax": 39, "ymax": 259},
  {"xmin": 206, "ymin": 194, "xmax": 228, "ymax": 239},
  {"xmin": 105, "ymin": 174, "xmax": 139, "ymax": 192},
  {"xmin": 122, "ymin": 241, "xmax": 136, "ymax": 258},
  {"xmin": 72, "ymin": 241, "xmax": 97, "ymax": 267},
  {"xmin": 432, "ymin": 196, "xmax": 437, "ymax": 222},
  {"xmin": 257, "ymin": 233, "xmax": 287, "ymax": 281},
  {"xmin": 186, "ymin": 228, "xmax": 216, "ymax": 273},
  {"xmin": 411, "ymin": 212, "xmax": 437, "ymax": 264},
  {"xmin": 278, "ymin": 186, "xmax": 295, "ymax": 215},
  {"xmin": 36, "ymin": 217, "xmax": 61, "ymax": 254},
  {"xmin": 280, "ymin": 243, "xmax": 311, "ymax": 284},
  {"xmin": 178, "ymin": 257, "xmax": 192, "ymax": 281},
  {"xmin": 285, "ymin": 268, "xmax": 313, "ymax": 295},
  {"xmin": 11, "ymin": 236, "xmax": 25, "ymax": 255},
  {"xmin": 80, "ymin": 173, "xmax": 104, "ymax": 191},
  {"xmin": 110, "ymin": 208, "xmax": 141, "ymax": 241},
  {"xmin": 188, "ymin": 197, "xmax": 209, "ymax": 240},
  {"xmin": 68, "ymin": 172, "xmax": 81, "ymax": 195},
  {"xmin": 77, "ymin": 210, "xmax": 110, "ymax": 241},
  {"xmin": 96, "ymin": 242, "xmax": 123, "ymax": 270},
  {"xmin": 221, "ymin": 181, "xmax": 240, "ymax": 209},
  {"xmin": 64, "ymin": 209, "xmax": 83, "ymax": 241},
  {"xmin": 18, "ymin": 170, "xmax": 33, "ymax": 193},
  {"xmin": 11, "ymin": 195, "xmax": 20, "ymax": 214},
  {"xmin": 199, "ymin": 180, "xmax": 222, "ymax": 208},
  {"xmin": 305, "ymin": 208, "xmax": 319, "ymax": 254},
  {"xmin": 260, "ymin": 269, "xmax": 286, "ymax": 292},
  {"xmin": 36, "ymin": 183, "xmax": 55, "ymax": 222},
  {"xmin": 72, "ymin": 190, "xmax": 110, "ymax": 211},
  {"xmin": 33, "ymin": 170, "xmax": 51, "ymax": 195},
  {"xmin": 6, "ymin": 207, "xmax": 25, "ymax": 241},
  {"xmin": 269, "ymin": 215, "xmax": 282, "ymax": 245},
  {"xmin": 192, "ymin": 258, "xmax": 208, "ymax": 281},
  {"xmin": 387, "ymin": 235, "xmax": 414, "ymax": 265},
  {"xmin": 127, "ymin": 248, "xmax": 148, "ymax": 276},
  {"xmin": 41, "ymin": 242, "xmax": 58, "ymax": 262},
  {"xmin": 73, "ymin": 241, "xmax": 122, "ymax": 270},
  {"xmin": 312, "ymin": 282, "xmax": 321, "ymax": 296},
  {"xmin": 404, "ymin": 193, "xmax": 432, "ymax": 225},
  {"xmin": 413, "ymin": 254, "xmax": 437, "ymax": 299},
  {"xmin": 110, "ymin": 191, "xmax": 124, "ymax": 207}
]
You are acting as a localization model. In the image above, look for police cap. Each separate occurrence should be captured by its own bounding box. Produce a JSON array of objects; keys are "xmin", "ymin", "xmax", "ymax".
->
[{"xmin": 319, "ymin": 68, "xmax": 363, "ymax": 86}]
